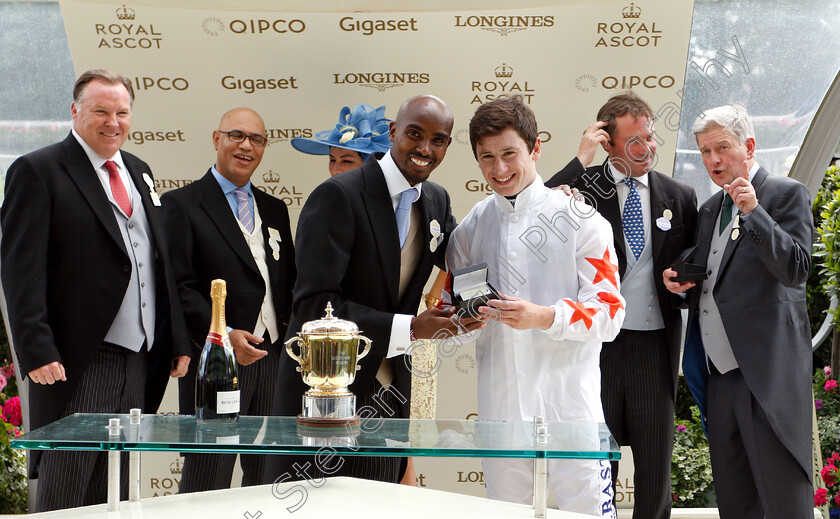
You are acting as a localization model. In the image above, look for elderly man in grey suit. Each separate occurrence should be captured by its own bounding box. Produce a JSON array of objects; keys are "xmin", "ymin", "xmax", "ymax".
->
[{"xmin": 664, "ymin": 105, "xmax": 813, "ymax": 519}]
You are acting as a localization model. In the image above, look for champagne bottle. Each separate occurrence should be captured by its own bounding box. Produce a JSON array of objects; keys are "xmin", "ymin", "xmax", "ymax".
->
[{"xmin": 196, "ymin": 279, "xmax": 240, "ymax": 424}]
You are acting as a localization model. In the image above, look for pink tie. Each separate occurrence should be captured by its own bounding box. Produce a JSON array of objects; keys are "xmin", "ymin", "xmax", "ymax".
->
[{"xmin": 104, "ymin": 160, "xmax": 132, "ymax": 218}]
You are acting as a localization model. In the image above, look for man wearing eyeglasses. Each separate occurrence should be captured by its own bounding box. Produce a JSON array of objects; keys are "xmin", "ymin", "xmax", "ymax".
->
[{"xmin": 161, "ymin": 107, "xmax": 296, "ymax": 492}]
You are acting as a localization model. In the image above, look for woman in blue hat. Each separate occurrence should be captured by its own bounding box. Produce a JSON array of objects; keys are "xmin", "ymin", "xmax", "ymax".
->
[{"xmin": 291, "ymin": 104, "xmax": 391, "ymax": 176}]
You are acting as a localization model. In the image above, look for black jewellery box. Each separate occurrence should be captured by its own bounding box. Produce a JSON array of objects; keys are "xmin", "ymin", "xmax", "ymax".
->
[
  {"xmin": 450, "ymin": 263, "xmax": 503, "ymax": 317},
  {"xmin": 669, "ymin": 246, "xmax": 708, "ymax": 283}
]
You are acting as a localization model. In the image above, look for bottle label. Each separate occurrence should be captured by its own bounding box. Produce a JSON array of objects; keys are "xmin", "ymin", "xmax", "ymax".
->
[
  {"xmin": 205, "ymin": 332, "xmax": 224, "ymax": 346},
  {"xmin": 217, "ymin": 390, "xmax": 240, "ymax": 414}
]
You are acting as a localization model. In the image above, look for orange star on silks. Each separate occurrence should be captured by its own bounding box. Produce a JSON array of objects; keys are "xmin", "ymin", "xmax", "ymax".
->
[
  {"xmin": 585, "ymin": 249, "xmax": 619, "ymax": 289},
  {"xmin": 597, "ymin": 292, "xmax": 624, "ymax": 319},
  {"xmin": 563, "ymin": 299, "xmax": 600, "ymax": 330}
]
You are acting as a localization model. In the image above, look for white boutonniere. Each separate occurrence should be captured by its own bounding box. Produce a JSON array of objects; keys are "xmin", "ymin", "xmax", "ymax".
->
[
  {"xmin": 267, "ymin": 227, "xmax": 282, "ymax": 260},
  {"xmin": 429, "ymin": 219, "xmax": 443, "ymax": 252},
  {"xmin": 141, "ymin": 173, "xmax": 161, "ymax": 206}
]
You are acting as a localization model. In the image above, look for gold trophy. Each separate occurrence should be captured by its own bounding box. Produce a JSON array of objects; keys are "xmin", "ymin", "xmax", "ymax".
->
[{"xmin": 285, "ymin": 302, "xmax": 372, "ymax": 428}]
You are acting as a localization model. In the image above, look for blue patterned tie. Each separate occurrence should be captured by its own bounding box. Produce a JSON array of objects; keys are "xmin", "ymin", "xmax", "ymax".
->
[
  {"xmin": 395, "ymin": 188, "xmax": 417, "ymax": 248},
  {"xmin": 234, "ymin": 187, "xmax": 254, "ymax": 233},
  {"xmin": 622, "ymin": 178, "xmax": 644, "ymax": 259}
]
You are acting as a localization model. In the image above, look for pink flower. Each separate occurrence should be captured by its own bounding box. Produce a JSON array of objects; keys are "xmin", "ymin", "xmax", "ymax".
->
[
  {"xmin": 835, "ymin": 492, "xmax": 840, "ymax": 507},
  {"xmin": 677, "ymin": 425, "xmax": 687, "ymax": 432},
  {"xmin": 831, "ymin": 453, "xmax": 840, "ymax": 466},
  {"xmin": 2, "ymin": 396, "xmax": 21, "ymax": 427},
  {"xmin": 815, "ymin": 488, "xmax": 828, "ymax": 506},
  {"xmin": 823, "ymin": 464, "xmax": 838, "ymax": 486},
  {"xmin": 826, "ymin": 379, "xmax": 838, "ymax": 392},
  {"xmin": 0, "ymin": 373, "xmax": 6, "ymax": 393},
  {"xmin": 816, "ymin": 400, "xmax": 824, "ymax": 410},
  {"xmin": 826, "ymin": 366, "xmax": 832, "ymax": 376}
]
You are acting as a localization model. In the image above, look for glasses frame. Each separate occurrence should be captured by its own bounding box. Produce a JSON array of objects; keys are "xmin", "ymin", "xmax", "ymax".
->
[{"xmin": 219, "ymin": 129, "xmax": 268, "ymax": 147}]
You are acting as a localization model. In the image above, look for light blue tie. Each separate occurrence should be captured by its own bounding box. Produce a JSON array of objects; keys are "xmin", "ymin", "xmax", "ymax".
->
[
  {"xmin": 622, "ymin": 178, "xmax": 644, "ymax": 259},
  {"xmin": 396, "ymin": 188, "xmax": 417, "ymax": 248},
  {"xmin": 234, "ymin": 187, "xmax": 254, "ymax": 233}
]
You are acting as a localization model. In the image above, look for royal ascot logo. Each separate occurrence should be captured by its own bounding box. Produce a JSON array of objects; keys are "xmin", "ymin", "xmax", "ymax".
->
[
  {"xmin": 332, "ymin": 72, "xmax": 430, "ymax": 92},
  {"xmin": 455, "ymin": 353, "xmax": 476, "ymax": 374},
  {"xmin": 595, "ymin": 2, "xmax": 663, "ymax": 48},
  {"xmin": 266, "ymin": 128, "xmax": 314, "ymax": 144},
  {"xmin": 338, "ymin": 16, "xmax": 419, "ymax": 36},
  {"xmin": 94, "ymin": 5, "xmax": 164, "ymax": 49},
  {"xmin": 221, "ymin": 75, "xmax": 299, "ymax": 94},
  {"xmin": 201, "ymin": 17, "xmax": 306, "ymax": 36},
  {"xmin": 254, "ymin": 184, "xmax": 305, "ymax": 207},
  {"xmin": 263, "ymin": 171, "xmax": 280, "ymax": 183},
  {"xmin": 126, "ymin": 129, "xmax": 186, "ymax": 145},
  {"xmin": 148, "ymin": 457, "xmax": 182, "ymax": 497},
  {"xmin": 470, "ymin": 63, "xmax": 535, "ymax": 105},
  {"xmin": 573, "ymin": 73, "xmax": 675, "ymax": 92},
  {"xmin": 453, "ymin": 14, "xmax": 554, "ymax": 36}
]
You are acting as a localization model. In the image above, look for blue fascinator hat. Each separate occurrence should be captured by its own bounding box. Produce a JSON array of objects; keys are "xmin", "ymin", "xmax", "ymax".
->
[{"xmin": 291, "ymin": 104, "xmax": 392, "ymax": 158}]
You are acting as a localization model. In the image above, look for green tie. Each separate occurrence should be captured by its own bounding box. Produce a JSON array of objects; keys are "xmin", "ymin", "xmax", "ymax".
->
[{"xmin": 719, "ymin": 194, "xmax": 733, "ymax": 236}]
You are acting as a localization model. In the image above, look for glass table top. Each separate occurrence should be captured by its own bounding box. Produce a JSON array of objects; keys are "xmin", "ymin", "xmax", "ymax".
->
[{"xmin": 13, "ymin": 414, "xmax": 619, "ymax": 460}]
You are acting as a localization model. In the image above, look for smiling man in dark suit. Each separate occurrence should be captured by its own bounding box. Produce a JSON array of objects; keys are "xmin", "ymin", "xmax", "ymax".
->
[
  {"xmin": 0, "ymin": 69, "xmax": 190, "ymax": 511},
  {"xmin": 664, "ymin": 105, "xmax": 813, "ymax": 519},
  {"xmin": 265, "ymin": 95, "xmax": 483, "ymax": 485},
  {"xmin": 546, "ymin": 91, "xmax": 697, "ymax": 519},
  {"xmin": 162, "ymin": 107, "xmax": 296, "ymax": 492}
]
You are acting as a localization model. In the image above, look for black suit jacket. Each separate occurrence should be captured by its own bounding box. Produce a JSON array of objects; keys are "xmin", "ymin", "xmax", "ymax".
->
[
  {"xmin": 546, "ymin": 158, "xmax": 698, "ymax": 393},
  {"xmin": 161, "ymin": 170, "xmax": 296, "ymax": 413},
  {"xmin": 273, "ymin": 153, "xmax": 456, "ymax": 419},
  {"xmin": 0, "ymin": 133, "xmax": 189, "ymax": 434}
]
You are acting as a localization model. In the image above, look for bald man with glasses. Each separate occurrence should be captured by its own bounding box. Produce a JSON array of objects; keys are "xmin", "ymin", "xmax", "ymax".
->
[{"xmin": 162, "ymin": 107, "xmax": 296, "ymax": 492}]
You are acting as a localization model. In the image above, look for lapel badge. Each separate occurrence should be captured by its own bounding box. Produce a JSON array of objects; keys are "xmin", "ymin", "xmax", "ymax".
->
[
  {"xmin": 730, "ymin": 214, "xmax": 741, "ymax": 241},
  {"xmin": 429, "ymin": 219, "xmax": 443, "ymax": 252},
  {"xmin": 656, "ymin": 216, "xmax": 671, "ymax": 231},
  {"xmin": 267, "ymin": 227, "xmax": 282, "ymax": 260},
  {"xmin": 141, "ymin": 173, "xmax": 162, "ymax": 206},
  {"xmin": 662, "ymin": 209, "xmax": 673, "ymax": 221}
]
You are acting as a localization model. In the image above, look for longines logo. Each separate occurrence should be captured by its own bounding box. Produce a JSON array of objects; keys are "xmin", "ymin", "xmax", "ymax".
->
[
  {"xmin": 470, "ymin": 63, "xmax": 535, "ymax": 105},
  {"xmin": 453, "ymin": 14, "xmax": 554, "ymax": 36},
  {"xmin": 201, "ymin": 17, "xmax": 306, "ymax": 36},
  {"xmin": 332, "ymin": 72, "xmax": 430, "ymax": 92},
  {"xmin": 266, "ymin": 128, "xmax": 313, "ymax": 143},
  {"xmin": 221, "ymin": 75, "xmax": 299, "ymax": 94},
  {"xmin": 339, "ymin": 16, "xmax": 419, "ymax": 36},
  {"xmin": 574, "ymin": 73, "xmax": 675, "ymax": 92},
  {"xmin": 254, "ymin": 184, "xmax": 305, "ymax": 207},
  {"xmin": 95, "ymin": 5, "xmax": 164, "ymax": 49},
  {"xmin": 153, "ymin": 179, "xmax": 193, "ymax": 195},
  {"xmin": 126, "ymin": 129, "xmax": 186, "ymax": 145},
  {"xmin": 455, "ymin": 353, "xmax": 476, "ymax": 374},
  {"xmin": 595, "ymin": 2, "xmax": 662, "ymax": 48}
]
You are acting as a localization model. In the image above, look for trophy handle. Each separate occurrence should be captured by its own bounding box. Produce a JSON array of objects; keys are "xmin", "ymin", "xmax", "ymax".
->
[
  {"xmin": 356, "ymin": 335, "xmax": 372, "ymax": 371},
  {"xmin": 284, "ymin": 336, "xmax": 305, "ymax": 373}
]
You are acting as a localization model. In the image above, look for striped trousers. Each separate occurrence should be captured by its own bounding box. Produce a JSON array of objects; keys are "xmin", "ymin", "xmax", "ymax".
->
[
  {"xmin": 600, "ymin": 329, "xmax": 674, "ymax": 519},
  {"xmin": 35, "ymin": 343, "xmax": 148, "ymax": 512}
]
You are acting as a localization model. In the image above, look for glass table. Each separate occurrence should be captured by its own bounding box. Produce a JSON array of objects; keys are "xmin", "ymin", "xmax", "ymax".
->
[{"xmin": 13, "ymin": 413, "xmax": 619, "ymax": 517}]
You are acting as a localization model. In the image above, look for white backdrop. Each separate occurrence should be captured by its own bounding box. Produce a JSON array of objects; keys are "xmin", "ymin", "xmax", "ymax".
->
[{"xmin": 58, "ymin": 0, "xmax": 694, "ymax": 504}]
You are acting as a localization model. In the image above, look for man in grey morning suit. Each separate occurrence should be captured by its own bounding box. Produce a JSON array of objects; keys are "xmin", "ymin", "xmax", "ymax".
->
[
  {"xmin": 664, "ymin": 105, "xmax": 813, "ymax": 519},
  {"xmin": 546, "ymin": 91, "xmax": 697, "ymax": 519},
  {"xmin": 0, "ymin": 69, "xmax": 190, "ymax": 511}
]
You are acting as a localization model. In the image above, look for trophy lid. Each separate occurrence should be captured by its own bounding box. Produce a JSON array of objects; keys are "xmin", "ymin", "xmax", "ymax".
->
[{"xmin": 298, "ymin": 302, "xmax": 360, "ymax": 336}]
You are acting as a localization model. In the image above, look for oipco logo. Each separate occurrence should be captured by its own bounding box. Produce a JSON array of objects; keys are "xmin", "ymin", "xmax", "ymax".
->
[
  {"xmin": 594, "ymin": 3, "xmax": 664, "ymax": 48},
  {"xmin": 574, "ymin": 73, "xmax": 676, "ymax": 92},
  {"xmin": 95, "ymin": 5, "xmax": 165, "ymax": 49},
  {"xmin": 470, "ymin": 63, "xmax": 536, "ymax": 105},
  {"xmin": 201, "ymin": 17, "xmax": 307, "ymax": 36},
  {"xmin": 133, "ymin": 77, "xmax": 190, "ymax": 92}
]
